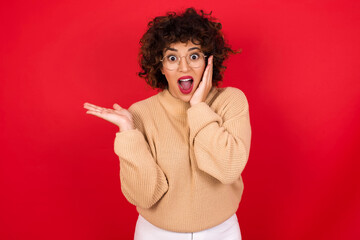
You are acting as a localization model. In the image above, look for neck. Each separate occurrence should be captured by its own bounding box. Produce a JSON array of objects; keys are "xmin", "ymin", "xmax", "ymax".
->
[{"xmin": 157, "ymin": 87, "xmax": 218, "ymax": 116}]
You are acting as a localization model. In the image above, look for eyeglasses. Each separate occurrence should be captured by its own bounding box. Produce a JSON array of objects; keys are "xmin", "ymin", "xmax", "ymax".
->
[{"xmin": 160, "ymin": 51, "xmax": 207, "ymax": 70}]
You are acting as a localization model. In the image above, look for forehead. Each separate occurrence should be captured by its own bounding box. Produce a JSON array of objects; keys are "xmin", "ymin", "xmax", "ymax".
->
[{"xmin": 165, "ymin": 41, "xmax": 201, "ymax": 52}]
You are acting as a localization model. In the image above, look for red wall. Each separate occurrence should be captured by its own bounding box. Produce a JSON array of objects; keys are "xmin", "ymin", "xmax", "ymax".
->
[{"xmin": 1, "ymin": 0, "xmax": 359, "ymax": 239}]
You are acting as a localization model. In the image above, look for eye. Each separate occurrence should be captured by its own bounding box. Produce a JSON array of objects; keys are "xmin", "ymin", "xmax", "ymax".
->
[
  {"xmin": 167, "ymin": 55, "xmax": 178, "ymax": 62},
  {"xmin": 189, "ymin": 53, "xmax": 200, "ymax": 60}
]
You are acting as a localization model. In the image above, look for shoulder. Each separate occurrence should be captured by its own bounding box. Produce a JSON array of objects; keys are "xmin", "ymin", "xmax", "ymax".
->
[
  {"xmin": 127, "ymin": 92, "xmax": 161, "ymax": 131},
  {"xmin": 214, "ymin": 87, "xmax": 249, "ymax": 109},
  {"xmin": 128, "ymin": 93, "xmax": 160, "ymax": 116},
  {"xmin": 221, "ymin": 86, "xmax": 247, "ymax": 99},
  {"xmin": 207, "ymin": 87, "xmax": 249, "ymax": 121}
]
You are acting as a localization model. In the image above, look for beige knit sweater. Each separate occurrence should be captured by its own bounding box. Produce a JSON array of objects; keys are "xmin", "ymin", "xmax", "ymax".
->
[{"xmin": 114, "ymin": 86, "xmax": 251, "ymax": 232}]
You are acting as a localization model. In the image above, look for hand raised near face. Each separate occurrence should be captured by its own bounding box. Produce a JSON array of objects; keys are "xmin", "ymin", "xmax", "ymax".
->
[
  {"xmin": 83, "ymin": 103, "xmax": 134, "ymax": 132},
  {"xmin": 190, "ymin": 55, "xmax": 213, "ymax": 107}
]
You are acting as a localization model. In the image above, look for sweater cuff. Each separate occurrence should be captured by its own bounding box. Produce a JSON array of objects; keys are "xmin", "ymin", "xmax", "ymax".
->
[
  {"xmin": 187, "ymin": 102, "xmax": 222, "ymax": 137},
  {"xmin": 114, "ymin": 129, "xmax": 147, "ymax": 156}
]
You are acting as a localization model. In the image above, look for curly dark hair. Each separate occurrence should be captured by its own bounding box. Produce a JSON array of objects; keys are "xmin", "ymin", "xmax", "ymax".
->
[{"xmin": 138, "ymin": 7, "xmax": 238, "ymax": 89}]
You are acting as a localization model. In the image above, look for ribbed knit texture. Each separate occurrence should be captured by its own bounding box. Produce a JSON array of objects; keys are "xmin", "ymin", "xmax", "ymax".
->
[{"xmin": 114, "ymin": 87, "xmax": 251, "ymax": 232}]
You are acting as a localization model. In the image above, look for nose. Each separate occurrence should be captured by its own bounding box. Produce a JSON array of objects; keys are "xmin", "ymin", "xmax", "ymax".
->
[{"xmin": 178, "ymin": 56, "xmax": 189, "ymax": 72}]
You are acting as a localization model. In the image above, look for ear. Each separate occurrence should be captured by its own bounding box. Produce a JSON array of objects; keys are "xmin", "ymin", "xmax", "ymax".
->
[{"xmin": 160, "ymin": 67, "xmax": 165, "ymax": 75}]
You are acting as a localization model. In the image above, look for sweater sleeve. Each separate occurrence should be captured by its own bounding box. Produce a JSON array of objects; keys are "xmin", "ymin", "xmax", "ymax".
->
[
  {"xmin": 114, "ymin": 111, "xmax": 168, "ymax": 209},
  {"xmin": 187, "ymin": 88, "xmax": 251, "ymax": 184}
]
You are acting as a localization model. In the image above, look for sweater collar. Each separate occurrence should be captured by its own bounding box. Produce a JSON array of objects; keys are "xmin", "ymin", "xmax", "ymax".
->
[{"xmin": 157, "ymin": 87, "xmax": 218, "ymax": 116}]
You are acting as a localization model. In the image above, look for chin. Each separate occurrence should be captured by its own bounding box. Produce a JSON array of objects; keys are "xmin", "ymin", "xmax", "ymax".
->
[
  {"xmin": 169, "ymin": 87, "xmax": 194, "ymax": 102},
  {"xmin": 179, "ymin": 95, "xmax": 192, "ymax": 103}
]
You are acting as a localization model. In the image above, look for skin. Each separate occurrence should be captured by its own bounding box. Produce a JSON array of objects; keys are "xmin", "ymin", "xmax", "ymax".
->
[
  {"xmin": 83, "ymin": 41, "xmax": 213, "ymax": 132},
  {"xmin": 161, "ymin": 41, "xmax": 213, "ymax": 105}
]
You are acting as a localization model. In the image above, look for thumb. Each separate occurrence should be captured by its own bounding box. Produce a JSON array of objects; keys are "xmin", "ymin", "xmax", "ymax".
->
[{"xmin": 113, "ymin": 103, "xmax": 122, "ymax": 110}]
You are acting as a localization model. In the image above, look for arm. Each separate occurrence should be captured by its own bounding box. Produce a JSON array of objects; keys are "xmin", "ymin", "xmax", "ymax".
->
[
  {"xmin": 114, "ymin": 129, "xmax": 169, "ymax": 209},
  {"xmin": 187, "ymin": 89, "xmax": 251, "ymax": 184},
  {"xmin": 83, "ymin": 102, "xmax": 168, "ymax": 208}
]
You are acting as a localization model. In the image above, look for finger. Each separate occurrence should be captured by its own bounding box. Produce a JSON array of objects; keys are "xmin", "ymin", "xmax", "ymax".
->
[
  {"xmin": 87, "ymin": 107, "xmax": 117, "ymax": 116},
  {"xmin": 201, "ymin": 61, "xmax": 211, "ymax": 88},
  {"xmin": 208, "ymin": 56, "xmax": 213, "ymax": 86},
  {"xmin": 86, "ymin": 110, "xmax": 104, "ymax": 118},
  {"xmin": 85, "ymin": 106, "xmax": 105, "ymax": 113},
  {"xmin": 208, "ymin": 55, "xmax": 213, "ymax": 65},
  {"xmin": 84, "ymin": 102, "xmax": 101, "ymax": 108},
  {"xmin": 113, "ymin": 103, "xmax": 122, "ymax": 110},
  {"xmin": 84, "ymin": 105, "xmax": 100, "ymax": 111},
  {"xmin": 84, "ymin": 104, "xmax": 98, "ymax": 111},
  {"xmin": 84, "ymin": 103, "xmax": 105, "ymax": 112},
  {"xmin": 207, "ymin": 56, "xmax": 213, "ymax": 77},
  {"xmin": 203, "ymin": 56, "xmax": 213, "ymax": 87},
  {"xmin": 201, "ymin": 63, "xmax": 210, "ymax": 84}
]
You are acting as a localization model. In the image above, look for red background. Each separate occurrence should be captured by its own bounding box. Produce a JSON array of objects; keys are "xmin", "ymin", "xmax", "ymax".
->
[{"xmin": 1, "ymin": 0, "xmax": 359, "ymax": 239}]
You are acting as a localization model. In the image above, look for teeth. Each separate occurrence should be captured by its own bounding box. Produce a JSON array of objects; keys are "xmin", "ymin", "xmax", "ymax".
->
[{"xmin": 179, "ymin": 78, "xmax": 192, "ymax": 81}]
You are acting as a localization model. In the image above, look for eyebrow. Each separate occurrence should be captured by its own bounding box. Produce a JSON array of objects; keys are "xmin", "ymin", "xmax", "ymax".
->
[{"xmin": 164, "ymin": 47, "xmax": 201, "ymax": 53}]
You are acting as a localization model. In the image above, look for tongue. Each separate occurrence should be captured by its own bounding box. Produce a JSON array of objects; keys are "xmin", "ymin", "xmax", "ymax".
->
[{"xmin": 180, "ymin": 80, "xmax": 192, "ymax": 90}]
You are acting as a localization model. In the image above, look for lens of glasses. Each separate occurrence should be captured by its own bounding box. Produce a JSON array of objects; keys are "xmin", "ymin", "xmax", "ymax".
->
[{"xmin": 162, "ymin": 52, "xmax": 206, "ymax": 70}]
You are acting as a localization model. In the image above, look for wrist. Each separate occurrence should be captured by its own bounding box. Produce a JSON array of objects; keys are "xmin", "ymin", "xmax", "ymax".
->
[
  {"xmin": 118, "ymin": 124, "xmax": 135, "ymax": 132},
  {"xmin": 190, "ymin": 101, "xmax": 201, "ymax": 107}
]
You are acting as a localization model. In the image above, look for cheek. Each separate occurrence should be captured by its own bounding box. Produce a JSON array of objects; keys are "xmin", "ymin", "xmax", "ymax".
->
[
  {"xmin": 197, "ymin": 67, "xmax": 206, "ymax": 79},
  {"xmin": 163, "ymin": 72, "xmax": 176, "ymax": 86}
]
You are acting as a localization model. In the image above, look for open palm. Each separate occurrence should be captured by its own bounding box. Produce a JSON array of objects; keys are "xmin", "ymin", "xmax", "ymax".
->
[{"xmin": 83, "ymin": 102, "xmax": 134, "ymax": 132}]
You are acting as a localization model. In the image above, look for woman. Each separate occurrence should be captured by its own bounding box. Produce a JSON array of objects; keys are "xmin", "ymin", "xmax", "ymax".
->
[{"xmin": 84, "ymin": 8, "xmax": 251, "ymax": 240}]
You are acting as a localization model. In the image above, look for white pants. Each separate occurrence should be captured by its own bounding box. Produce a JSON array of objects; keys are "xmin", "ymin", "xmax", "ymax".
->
[{"xmin": 134, "ymin": 214, "xmax": 242, "ymax": 240}]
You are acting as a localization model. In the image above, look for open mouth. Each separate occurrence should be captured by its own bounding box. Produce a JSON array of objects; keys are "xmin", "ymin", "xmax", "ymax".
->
[{"xmin": 178, "ymin": 76, "xmax": 194, "ymax": 94}]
